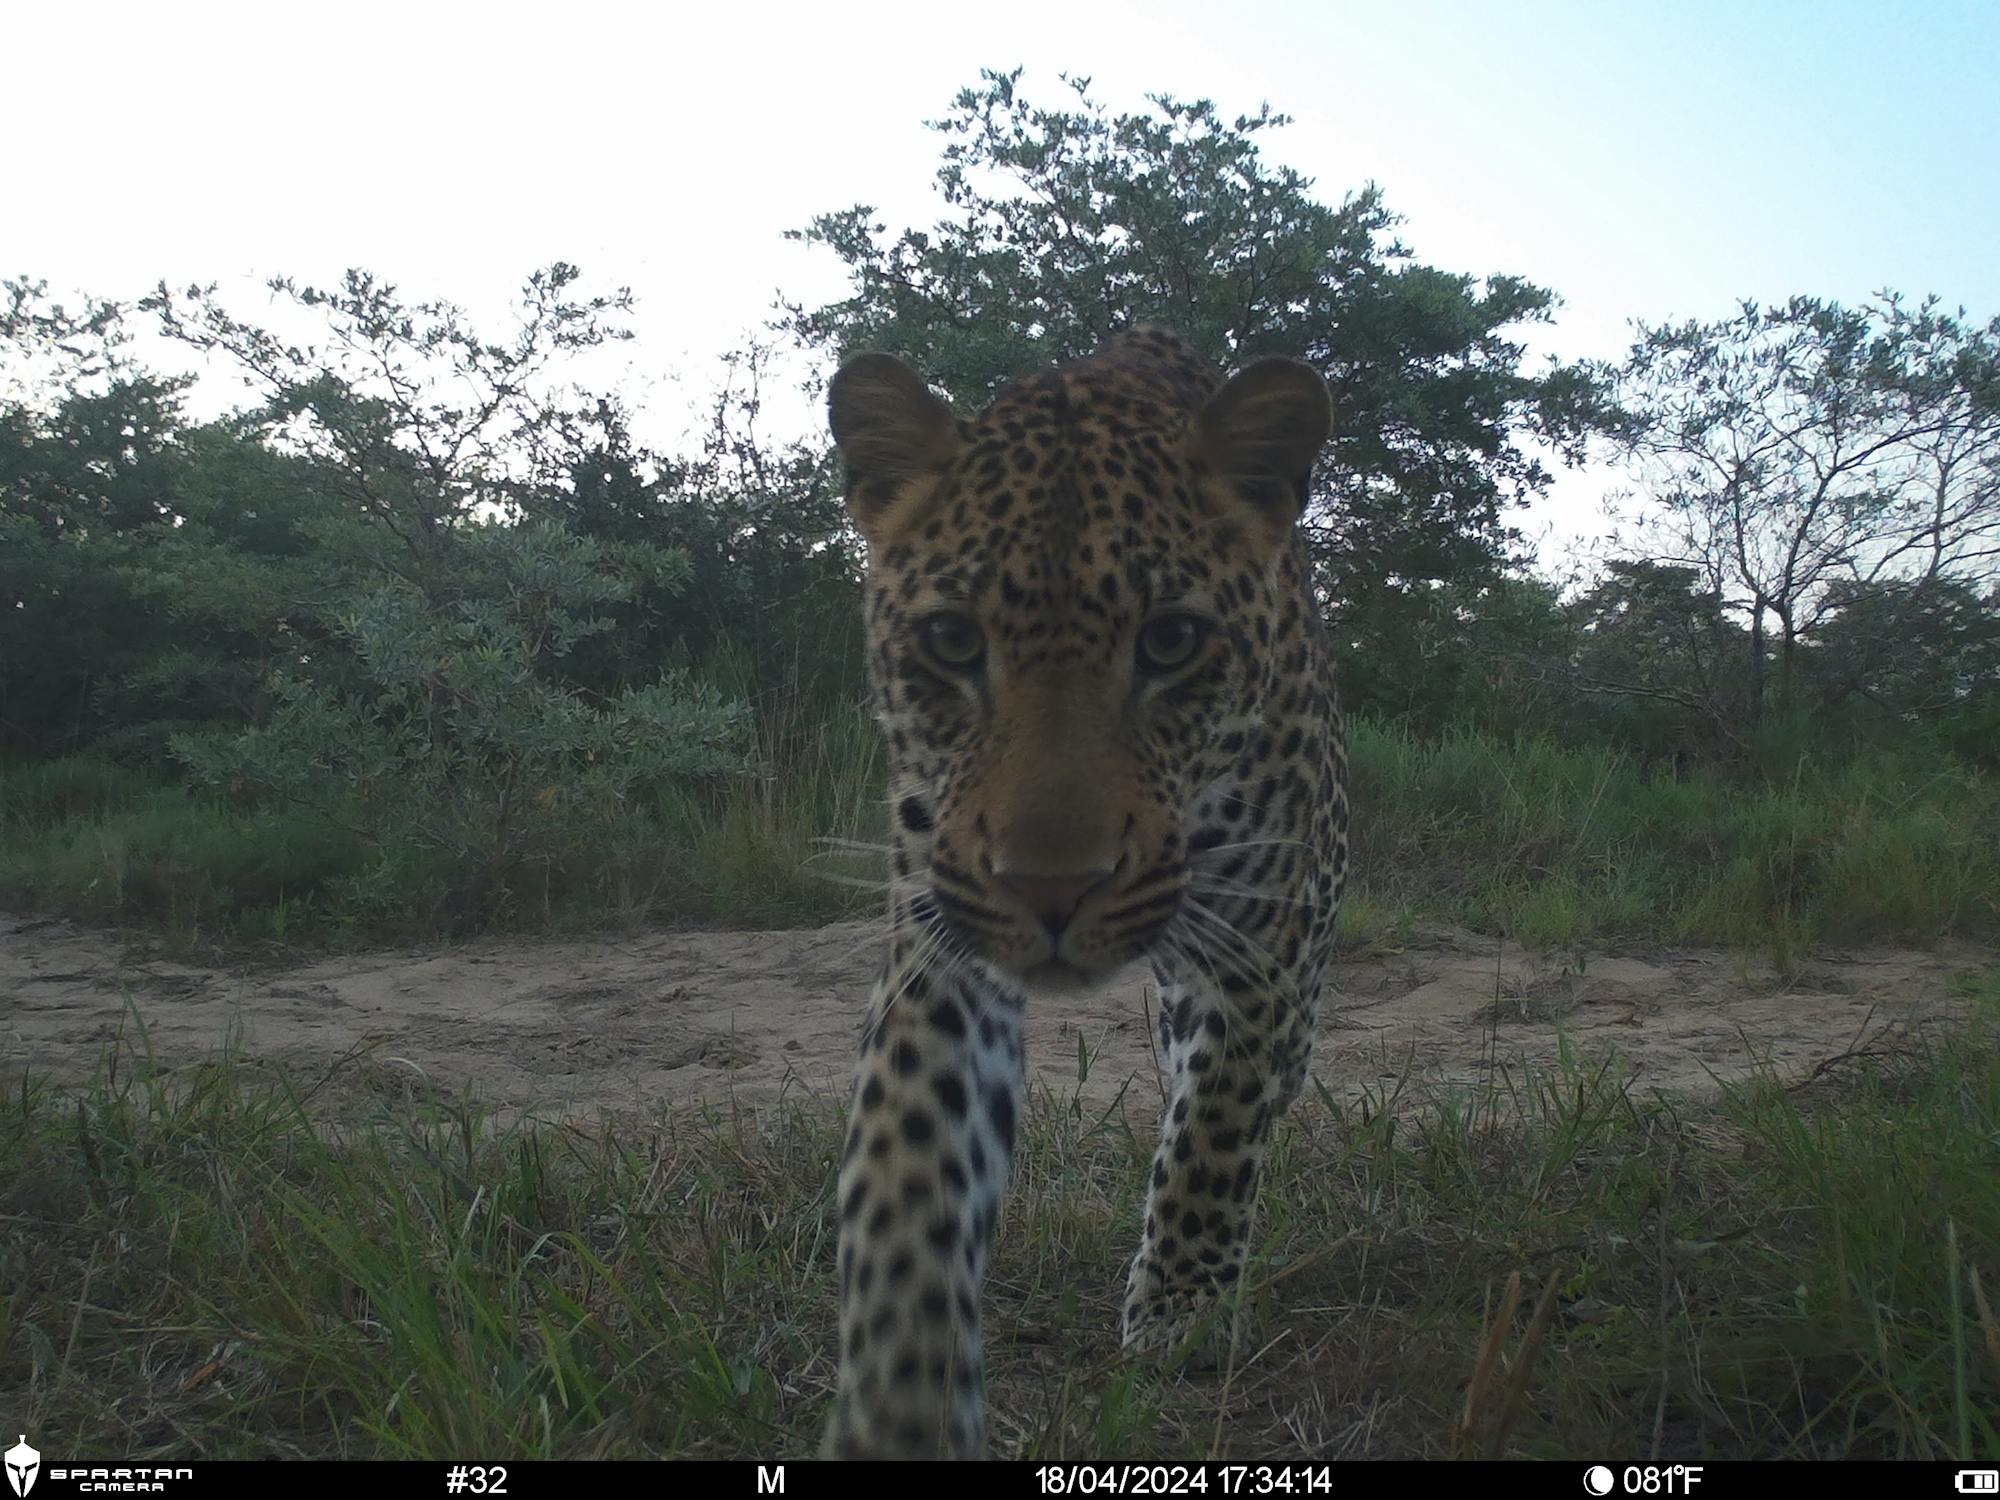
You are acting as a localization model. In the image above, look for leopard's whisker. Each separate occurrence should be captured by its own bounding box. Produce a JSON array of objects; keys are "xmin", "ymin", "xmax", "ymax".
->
[
  {"xmin": 1191, "ymin": 837, "xmax": 1316, "ymax": 859},
  {"xmin": 1186, "ymin": 875, "xmax": 1319, "ymax": 909},
  {"xmin": 811, "ymin": 836, "xmax": 894, "ymax": 856}
]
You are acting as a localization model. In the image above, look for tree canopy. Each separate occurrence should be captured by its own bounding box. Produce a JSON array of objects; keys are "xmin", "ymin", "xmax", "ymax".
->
[{"xmin": 780, "ymin": 68, "xmax": 1623, "ymax": 704}]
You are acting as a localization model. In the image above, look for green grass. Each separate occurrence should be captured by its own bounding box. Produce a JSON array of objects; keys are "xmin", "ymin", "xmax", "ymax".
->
[
  {"xmin": 0, "ymin": 697, "xmax": 886, "ymax": 947},
  {"xmin": 0, "ymin": 757, "xmax": 373, "ymax": 945},
  {"xmin": 650, "ymin": 694, "xmax": 884, "ymax": 930},
  {"xmin": 5, "ymin": 709, "xmax": 1996, "ymax": 954},
  {"xmin": 1348, "ymin": 722, "xmax": 2000, "ymax": 952},
  {"xmin": 5, "ymin": 975, "xmax": 1996, "ymax": 1460}
]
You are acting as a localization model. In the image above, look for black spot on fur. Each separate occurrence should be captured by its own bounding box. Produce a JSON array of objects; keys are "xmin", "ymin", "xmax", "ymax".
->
[
  {"xmin": 988, "ymin": 1088, "xmax": 1016, "ymax": 1154},
  {"xmin": 934, "ymin": 1073, "xmax": 969, "ymax": 1118}
]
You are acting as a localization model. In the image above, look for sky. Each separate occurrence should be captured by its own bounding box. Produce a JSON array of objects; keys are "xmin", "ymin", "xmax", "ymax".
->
[{"xmin": 7, "ymin": 0, "xmax": 1997, "ymax": 560}]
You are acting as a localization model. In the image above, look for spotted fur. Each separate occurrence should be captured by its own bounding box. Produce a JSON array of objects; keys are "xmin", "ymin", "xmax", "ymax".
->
[{"xmin": 821, "ymin": 327, "xmax": 1349, "ymax": 1459}]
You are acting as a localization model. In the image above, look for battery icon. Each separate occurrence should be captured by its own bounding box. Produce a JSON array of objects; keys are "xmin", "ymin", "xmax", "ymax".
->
[{"xmin": 1957, "ymin": 1472, "xmax": 1999, "ymax": 1493}]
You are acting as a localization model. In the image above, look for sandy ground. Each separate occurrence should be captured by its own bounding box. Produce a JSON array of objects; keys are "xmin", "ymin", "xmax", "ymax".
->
[{"xmin": 4, "ymin": 911, "xmax": 1989, "ymax": 1125}]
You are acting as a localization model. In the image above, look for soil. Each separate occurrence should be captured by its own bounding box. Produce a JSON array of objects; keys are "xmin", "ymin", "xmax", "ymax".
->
[{"xmin": 4, "ymin": 913, "xmax": 1985, "ymax": 1123}]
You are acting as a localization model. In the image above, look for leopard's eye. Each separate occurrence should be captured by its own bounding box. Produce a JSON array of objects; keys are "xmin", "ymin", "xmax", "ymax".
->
[
  {"xmin": 1136, "ymin": 613, "xmax": 1208, "ymax": 673},
  {"xmin": 920, "ymin": 611, "xmax": 985, "ymax": 670}
]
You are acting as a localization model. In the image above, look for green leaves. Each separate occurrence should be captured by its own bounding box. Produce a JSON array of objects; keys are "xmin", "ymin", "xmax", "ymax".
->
[
  {"xmin": 780, "ymin": 67, "xmax": 1622, "ymax": 721},
  {"xmin": 170, "ymin": 518, "xmax": 752, "ymax": 923},
  {"xmin": 0, "ymin": 263, "xmax": 766, "ymax": 924}
]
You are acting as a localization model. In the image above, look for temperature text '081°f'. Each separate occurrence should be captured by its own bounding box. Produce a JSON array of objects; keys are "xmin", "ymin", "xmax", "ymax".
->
[{"xmin": 1583, "ymin": 1465, "xmax": 1704, "ymax": 1496}]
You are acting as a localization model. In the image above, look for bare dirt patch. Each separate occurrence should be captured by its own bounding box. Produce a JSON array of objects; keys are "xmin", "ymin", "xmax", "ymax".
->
[{"xmin": 2, "ymin": 913, "xmax": 1986, "ymax": 1121}]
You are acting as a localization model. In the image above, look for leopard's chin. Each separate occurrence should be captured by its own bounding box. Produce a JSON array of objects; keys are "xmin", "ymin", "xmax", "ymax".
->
[
  {"xmin": 1016, "ymin": 957, "xmax": 1100, "ymax": 995},
  {"xmin": 1005, "ymin": 941, "xmax": 1161, "ymax": 996}
]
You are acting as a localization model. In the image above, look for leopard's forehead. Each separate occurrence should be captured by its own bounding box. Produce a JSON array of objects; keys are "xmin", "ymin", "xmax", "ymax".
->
[{"xmin": 880, "ymin": 342, "xmax": 1235, "ymax": 622}]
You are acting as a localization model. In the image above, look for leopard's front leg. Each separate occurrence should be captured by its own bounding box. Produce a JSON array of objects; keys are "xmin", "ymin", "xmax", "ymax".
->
[
  {"xmin": 1121, "ymin": 974, "xmax": 1312, "ymax": 1360},
  {"xmin": 822, "ymin": 929, "xmax": 1024, "ymax": 1459}
]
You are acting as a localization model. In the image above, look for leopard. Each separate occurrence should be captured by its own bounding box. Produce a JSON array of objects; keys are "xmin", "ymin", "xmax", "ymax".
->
[{"xmin": 820, "ymin": 326, "xmax": 1349, "ymax": 1459}]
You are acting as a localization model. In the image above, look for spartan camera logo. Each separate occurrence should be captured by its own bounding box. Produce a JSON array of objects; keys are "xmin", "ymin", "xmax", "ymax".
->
[{"xmin": 4, "ymin": 1437, "xmax": 38, "ymax": 1499}]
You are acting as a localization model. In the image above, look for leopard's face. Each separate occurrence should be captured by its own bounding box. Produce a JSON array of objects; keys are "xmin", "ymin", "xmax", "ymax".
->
[{"xmin": 830, "ymin": 332, "xmax": 1330, "ymax": 989}]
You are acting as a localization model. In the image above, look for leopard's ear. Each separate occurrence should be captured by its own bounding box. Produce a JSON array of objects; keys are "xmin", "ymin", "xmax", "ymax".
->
[
  {"xmin": 1193, "ymin": 356, "xmax": 1331, "ymax": 558},
  {"xmin": 828, "ymin": 353, "xmax": 961, "ymax": 548}
]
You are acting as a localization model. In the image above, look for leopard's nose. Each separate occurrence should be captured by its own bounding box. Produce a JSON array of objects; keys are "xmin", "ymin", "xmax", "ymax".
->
[{"xmin": 994, "ymin": 868, "xmax": 1115, "ymax": 937}]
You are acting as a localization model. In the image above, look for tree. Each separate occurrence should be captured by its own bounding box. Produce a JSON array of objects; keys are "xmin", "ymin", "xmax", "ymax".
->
[
  {"xmin": 170, "ymin": 519, "xmax": 748, "ymax": 926},
  {"xmin": 140, "ymin": 266, "xmax": 752, "ymax": 923},
  {"xmin": 1563, "ymin": 560, "xmax": 1749, "ymax": 761},
  {"xmin": 535, "ymin": 343, "xmax": 865, "ymax": 704},
  {"xmin": 779, "ymin": 68, "xmax": 1619, "ymax": 684},
  {"xmin": 1328, "ymin": 567, "xmax": 1575, "ymax": 739},
  {"xmin": 144, "ymin": 263, "xmax": 640, "ymax": 606},
  {"xmin": 1614, "ymin": 293, "xmax": 2000, "ymax": 736},
  {"xmin": 1803, "ymin": 576, "xmax": 2000, "ymax": 763},
  {"xmin": 0, "ymin": 280, "xmax": 194, "ymax": 756}
]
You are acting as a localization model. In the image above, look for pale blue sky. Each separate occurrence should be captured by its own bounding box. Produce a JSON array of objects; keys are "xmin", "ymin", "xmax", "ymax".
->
[{"xmin": 7, "ymin": 0, "xmax": 1995, "ymax": 554}]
